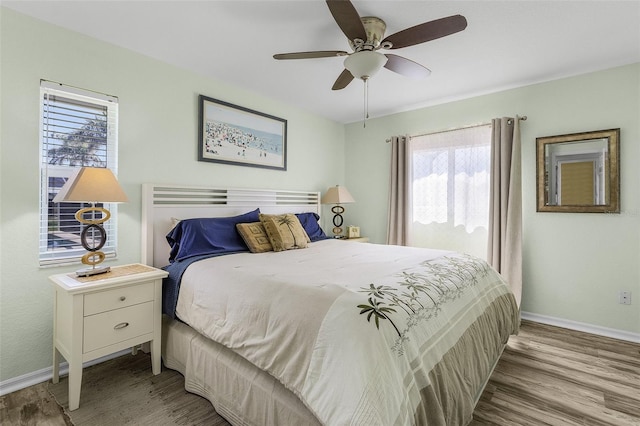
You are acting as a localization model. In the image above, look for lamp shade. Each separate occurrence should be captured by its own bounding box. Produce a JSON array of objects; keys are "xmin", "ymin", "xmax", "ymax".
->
[
  {"xmin": 321, "ymin": 185, "xmax": 355, "ymax": 204},
  {"xmin": 53, "ymin": 167, "xmax": 128, "ymax": 203},
  {"xmin": 344, "ymin": 51, "xmax": 388, "ymax": 80}
]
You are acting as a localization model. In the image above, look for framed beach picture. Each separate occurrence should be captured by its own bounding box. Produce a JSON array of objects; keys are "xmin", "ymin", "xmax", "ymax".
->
[{"xmin": 198, "ymin": 95, "xmax": 287, "ymax": 171}]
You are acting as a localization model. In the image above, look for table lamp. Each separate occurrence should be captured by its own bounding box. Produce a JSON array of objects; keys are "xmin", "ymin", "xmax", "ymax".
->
[
  {"xmin": 53, "ymin": 167, "xmax": 128, "ymax": 276},
  {"xmin": 321, "ymin": 185, "xmax": 355, "ymax": 238}
]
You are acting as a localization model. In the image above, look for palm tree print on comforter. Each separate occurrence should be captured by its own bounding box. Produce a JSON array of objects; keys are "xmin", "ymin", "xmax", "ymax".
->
[{"xmin": 357, "ymin": 253, "xmax": 490, "ymax": 355}]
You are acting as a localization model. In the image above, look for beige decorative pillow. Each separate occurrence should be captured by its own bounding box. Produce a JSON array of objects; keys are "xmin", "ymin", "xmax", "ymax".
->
[
  {"xmin": 259, "ymin": 213, "xmax": 309, "ymax": 252},
  {"xmin": 236, "ymin": 222, "xmax": 273, "ymax": 253}
]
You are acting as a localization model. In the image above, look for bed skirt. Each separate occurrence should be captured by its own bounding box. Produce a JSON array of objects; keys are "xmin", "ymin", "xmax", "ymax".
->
[{"xmin": 161, "ymin": 315, "xmax": 321, "ymax": 426}]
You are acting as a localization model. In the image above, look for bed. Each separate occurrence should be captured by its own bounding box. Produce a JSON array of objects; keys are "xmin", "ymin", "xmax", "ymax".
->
[{"xmin": 141, "ymin": 184, "xmax": 519, "ymax": 426}]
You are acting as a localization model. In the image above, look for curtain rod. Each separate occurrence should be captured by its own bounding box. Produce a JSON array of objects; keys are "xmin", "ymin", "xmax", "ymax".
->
[
  {"xmin": 508, "ymin": 115, "xmax": 527, "ymax": 125},
  {"xmin": 386, "ymin": 115, "xmax": 527, "ymax": 142}
]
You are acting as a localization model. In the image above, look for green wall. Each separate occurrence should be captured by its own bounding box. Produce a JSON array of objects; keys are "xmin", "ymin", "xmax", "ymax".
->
[
  {"xmin": 0, "ymin": 8, "xmax": 345, "ymax": 383},
  {"xmin": 344, "ymin": 63, "xmax": 640, "ymax": 335}
]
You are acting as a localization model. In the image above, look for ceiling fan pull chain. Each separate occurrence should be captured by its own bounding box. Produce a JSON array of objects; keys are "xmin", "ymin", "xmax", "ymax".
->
[{"xmin": 363, "ymin": 78, "xmax": 368, "ymax": 128}]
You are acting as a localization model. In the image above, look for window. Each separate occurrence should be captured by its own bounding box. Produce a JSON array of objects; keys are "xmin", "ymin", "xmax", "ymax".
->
[
  {"xmin": 39, "ymin": 81, "xmax": 119, "ymax": 266},
  {"xmin": 408, "ymin": 124, "xmax": 492, "ymax": 258}
]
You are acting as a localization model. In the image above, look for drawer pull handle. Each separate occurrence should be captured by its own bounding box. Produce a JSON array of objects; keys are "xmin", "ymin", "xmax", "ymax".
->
[
  {"xmin": 114, "ymin": 322, "xmax": 129, "ymax": 330},
  {"xmin": 119, "ymin": 296, "xmax": 126, "ymax": 301}
]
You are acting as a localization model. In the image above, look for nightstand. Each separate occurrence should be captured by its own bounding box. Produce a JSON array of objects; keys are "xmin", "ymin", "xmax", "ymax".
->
[
  {"xmin": 343, "ymin": 237, "xmax": 369, "ymax": 243},
  {"xmin": 50, "ymin": 263, "xmax": 168, "ymax": 411}
]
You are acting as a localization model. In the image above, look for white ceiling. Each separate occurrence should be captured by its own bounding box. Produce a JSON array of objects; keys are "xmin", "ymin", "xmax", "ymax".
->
[{"xmin": 4, "ymin": 1, "xmax": 640, "ymax": 124}]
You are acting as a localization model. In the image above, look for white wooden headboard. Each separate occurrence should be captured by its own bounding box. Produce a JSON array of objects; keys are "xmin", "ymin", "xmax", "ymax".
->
[{"xmin": 141, "ymin": 184, "xmax": 321, "ymax": 268}]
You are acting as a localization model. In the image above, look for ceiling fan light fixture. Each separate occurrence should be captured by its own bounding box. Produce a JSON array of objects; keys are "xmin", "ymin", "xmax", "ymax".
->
[{"xmin": 344, "ymin": 51, "xmax": 388, "ymax": 80}]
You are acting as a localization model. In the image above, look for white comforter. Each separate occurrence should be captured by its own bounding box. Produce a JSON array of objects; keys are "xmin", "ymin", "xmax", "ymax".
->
[{"xmin": 175, "ymin": 239, "xmax": 518, "ymax": 425}]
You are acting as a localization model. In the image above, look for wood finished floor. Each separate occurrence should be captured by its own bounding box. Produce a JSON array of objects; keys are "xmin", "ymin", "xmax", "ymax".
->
[
  {"xmin": 1, "ymin": 320, "xmax": 638, "ymax": 425},
  {"xmin": 471, "ymin": 320, "xmax": 640, "ymax": 426}
]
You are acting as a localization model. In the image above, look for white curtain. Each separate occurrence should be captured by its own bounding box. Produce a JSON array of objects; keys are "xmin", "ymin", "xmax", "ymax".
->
[
  {"xmin": 406, "ymin": 125, "xmax": 492, "ymax": 259},
  {"xmin": 386, "ymin": 136, "xmax": 409, "ymax": 245},
  {"xmin": 409, "ymin": 125, "xmax": 492, "ymax": 233},
  {"xmin": 487, "ymin": 117, "xmax": 523, "ymax": 306}
]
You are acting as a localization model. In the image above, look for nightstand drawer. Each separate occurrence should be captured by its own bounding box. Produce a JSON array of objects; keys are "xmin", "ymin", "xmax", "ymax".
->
[
  {"xmin": 83, "ymin": 301, "xmax": 154, "ymax": 353},
  {"xmin": 84, "ymin": 281, "xmax": 154, "ymax": 316}
]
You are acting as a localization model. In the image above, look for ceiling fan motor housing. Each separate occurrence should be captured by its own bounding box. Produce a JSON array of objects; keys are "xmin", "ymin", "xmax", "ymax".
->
[{"xmin": 350, "ymin": 16, "xmax": 389, "ymax": 51}]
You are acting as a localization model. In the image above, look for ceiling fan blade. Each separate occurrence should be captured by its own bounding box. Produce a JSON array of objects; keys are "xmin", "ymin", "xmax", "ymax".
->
[
  {"xmin": 384, "ymin": 54, "xmax": 431, "ymax": 79},
  {"xmin": 332, "ymin": 69, "xmax": 354, "ymax": 90},
  {"xmin": 382, "ymin": 14, "xmax": 467, "ymax": 49},
  {"xmin": 274, "ymin": 51, "xmax": 349, "ymax": 60},
  {"xmin": 326, "ymin": 0, "xmax": 367, "ymax": 41}
]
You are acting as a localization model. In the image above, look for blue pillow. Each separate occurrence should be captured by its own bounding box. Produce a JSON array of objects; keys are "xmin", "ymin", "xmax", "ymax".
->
[
  {"xmin": 166, "ymin": 209, "xmax": 260, "ymax": 262},
  {"xmin": 295, "ymin": 212, "xmax": 328, "ymax": 242}
]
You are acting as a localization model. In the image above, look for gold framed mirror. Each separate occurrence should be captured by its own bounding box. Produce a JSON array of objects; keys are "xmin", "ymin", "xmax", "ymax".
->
[{"xmin": 536, "ymin": 128, "xmax": 619, "ymax": 213}]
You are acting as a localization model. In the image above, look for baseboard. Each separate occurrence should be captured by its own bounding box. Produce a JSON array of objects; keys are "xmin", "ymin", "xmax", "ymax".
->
[
  {"xmin": 521, "ymin": 311, "xmax": 640, "ymax": 343},
  {"xmin": 0, "ymin": 349, "xmax": 130, "ymax": 397}
]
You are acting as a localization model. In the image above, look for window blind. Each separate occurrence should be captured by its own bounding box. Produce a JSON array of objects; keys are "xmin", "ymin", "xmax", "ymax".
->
[{"xmin": 39, "ymin": 81, "xmax": 119, "ymax": 266}]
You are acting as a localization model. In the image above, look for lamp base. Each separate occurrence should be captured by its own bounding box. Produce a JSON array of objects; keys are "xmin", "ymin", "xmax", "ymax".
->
[{"xmin": 75, "ymin": 265, "xmax": 111, "ymax": 277}]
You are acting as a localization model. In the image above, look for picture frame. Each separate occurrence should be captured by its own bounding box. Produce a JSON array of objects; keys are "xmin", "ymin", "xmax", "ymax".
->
[
  {"xmin": 347, "ymin": 226, "xmax": 360, "ymax": 239},
  {"xmin": 536, "ymin": 128, "xmax": 619, "ymax": 213},
  {"xmin": 198, "ymin": 95, "xmax": 287, "ymax": 171}
]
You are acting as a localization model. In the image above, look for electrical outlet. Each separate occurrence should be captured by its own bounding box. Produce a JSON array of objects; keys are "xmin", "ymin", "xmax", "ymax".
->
[{"xmin": 618, "ymin": 291, "xmax": 631, "ymax": 305}]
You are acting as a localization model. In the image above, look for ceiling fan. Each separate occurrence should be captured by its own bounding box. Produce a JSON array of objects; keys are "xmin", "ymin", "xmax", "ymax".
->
[{"xmin": 273, "ymin": 0, "xmax": 468, "ymax": 90}]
